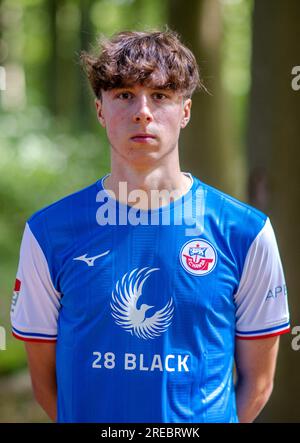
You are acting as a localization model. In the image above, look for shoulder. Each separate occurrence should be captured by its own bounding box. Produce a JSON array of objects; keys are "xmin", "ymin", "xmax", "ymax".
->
[
  {"xmin": 195, "ymin": 177, "xmax": 268, "ymax": 240},
  {"xmin": 192, "ymin": 177, "xmax": 270, "ymax": 277},
  {"xmin": 27, "ymin": 180, "xmax": 100, "ymax": 233}
]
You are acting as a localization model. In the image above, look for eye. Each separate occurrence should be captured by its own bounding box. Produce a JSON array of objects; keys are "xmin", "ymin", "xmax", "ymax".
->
[
  {"xmin": 153, "ymin": 92, "xmax": 168, "ymax": 100},
  {"xmin": 116, "ymin": 91, "xmax": 133, "ymax": 100}
]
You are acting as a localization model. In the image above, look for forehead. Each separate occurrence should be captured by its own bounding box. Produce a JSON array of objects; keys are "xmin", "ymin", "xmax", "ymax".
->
[{"xmin": 109, "ymin": 83, "xmax": 171, "ymax": 91}]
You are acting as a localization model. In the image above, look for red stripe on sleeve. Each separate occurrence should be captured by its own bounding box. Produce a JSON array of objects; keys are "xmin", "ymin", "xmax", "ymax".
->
[
  {"xmin": 12, "ymin": 331, "xmax": 57, "ymax": 343},
  {"xmin": 236, "ymin": 327, "xmax": 291, "ymax": 340}
]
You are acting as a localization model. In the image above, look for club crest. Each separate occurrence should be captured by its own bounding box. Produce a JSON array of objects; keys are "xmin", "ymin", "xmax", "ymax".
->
[{"xmin": 180, "ymin": 239, "xmax": 217, "ymax": 276}]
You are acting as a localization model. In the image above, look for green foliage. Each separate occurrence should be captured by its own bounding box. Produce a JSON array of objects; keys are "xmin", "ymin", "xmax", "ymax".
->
[{"xmin": 0, "ymin": 104, "xmax": 109, "ymax": 374}]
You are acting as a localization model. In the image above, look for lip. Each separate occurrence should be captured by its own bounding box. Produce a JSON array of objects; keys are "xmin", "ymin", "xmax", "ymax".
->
[{"xmin": 131, "ymin": 132, "xmax": 156, "ymax": 139}]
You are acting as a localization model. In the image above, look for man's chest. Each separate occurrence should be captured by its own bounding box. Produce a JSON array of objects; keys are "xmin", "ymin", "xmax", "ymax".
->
[{"xmin": 57, "ymin": 224, "xmax": 240, "ymax": 324}]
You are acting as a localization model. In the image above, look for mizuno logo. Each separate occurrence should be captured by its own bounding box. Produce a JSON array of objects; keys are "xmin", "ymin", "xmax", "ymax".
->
[{"xmin": 73, "ymin": 250, "xmax": 110, "ymax": 267}]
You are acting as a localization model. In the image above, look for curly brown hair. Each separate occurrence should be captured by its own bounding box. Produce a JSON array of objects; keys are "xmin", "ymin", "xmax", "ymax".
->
[{"xmin": 80, "ymin": 27, "xmax": 205, "ymax": 100}]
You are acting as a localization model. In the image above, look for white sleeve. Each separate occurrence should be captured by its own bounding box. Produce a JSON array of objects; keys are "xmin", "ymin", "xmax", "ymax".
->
[
  {"xmin": 234, "ymin": 218, "xmax": 290, "ymax": 339},
  {"xmin": 10, "ymin": 223, "xmax": 61, "ymax": 342}
]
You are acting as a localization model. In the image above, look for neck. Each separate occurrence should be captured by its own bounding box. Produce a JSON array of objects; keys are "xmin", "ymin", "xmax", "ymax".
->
[{"xmin": 103, "ymin": 149, "xmax": 192, "ymax": 209}]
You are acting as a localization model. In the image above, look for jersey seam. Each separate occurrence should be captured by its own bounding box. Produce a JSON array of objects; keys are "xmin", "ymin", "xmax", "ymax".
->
[
  {"xmin": 28, "ymin": 182, "xmax": 98, "ymax": 223},
  {"xmin": 200, "ymin": 181, "xmax": 267, "ymax": 222},
  {"xmin": 11, "ymin": 324, "xmax": 58, "ymax": 336},
  {"xmin": 12, "ymin": 333, "xmax": 57, "ymax": 343},
  {"xmin": 26, "ymin": 223, "xmax": 61, "ymax": 298},
  {"xmin": 233, "ymin": 216, "xmax": 269, "ymax": 303},
  {"xmin": 236, "ymin": 319, "xmax": 290, "ymax": 335}
]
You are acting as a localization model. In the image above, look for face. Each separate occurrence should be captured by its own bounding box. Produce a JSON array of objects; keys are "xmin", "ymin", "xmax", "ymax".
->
[{"xmin": 95, "ymin": 84, "xmax": 192, "ymax": 166}]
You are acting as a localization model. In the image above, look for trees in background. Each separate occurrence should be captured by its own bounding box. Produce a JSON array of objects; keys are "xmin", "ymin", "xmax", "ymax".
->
[
  {"xmin": 0, "ymin": 0, "xmax": 299, "ymax": 422},
  {"xmin": 169, "ymin": 0, "xmax": 242, "ymax": 197},
  {"xmin": 248, "ymin": 0, "xmax": 300, "ymax": 422}
]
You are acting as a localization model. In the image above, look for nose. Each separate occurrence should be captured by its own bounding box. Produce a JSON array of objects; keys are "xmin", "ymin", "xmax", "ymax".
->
[{"xmin": 132, "ymin": 95, "xmax": 153, "ymax": 124}]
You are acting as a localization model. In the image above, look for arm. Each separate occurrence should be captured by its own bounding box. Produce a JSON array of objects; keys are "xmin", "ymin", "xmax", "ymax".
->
[
  {"xmin": 25, "ymin": 342, "xmax": 57, "ymax": 422},
  {"xmin": 234, "ymin": 336, "xmax": 279, "ymax": 423},
  {"xmin": 10, "ymin": 223, "xmax": 61, "ymax": 421}
]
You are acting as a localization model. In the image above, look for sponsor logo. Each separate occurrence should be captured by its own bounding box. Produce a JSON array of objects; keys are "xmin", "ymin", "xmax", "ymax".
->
[
  {"xmin": 92, "ymin": 351, "xmax": 190, "ymax": 372},
  {"xmin": 180, "ymin": 239, "xmax": 217, "ymax": 276},
  {"xmin": 111, "ymin": 267, "xmax": 174, "ymax": 340},
  {"xmin": 265, "ymin": 284, "xmax": 287, "ymax": 301},
  {"xmin": 11, "ymin": 278, "xmax": 21, "ymax": 314},
  {"xmin": 73, "ymin": 250, "xmax": 110, "ymax": 267}
]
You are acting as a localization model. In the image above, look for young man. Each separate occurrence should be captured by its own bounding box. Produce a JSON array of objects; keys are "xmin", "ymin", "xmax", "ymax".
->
[{"xmin": 11, "ymin": 29, "xmax": 290, "ymax": 423}]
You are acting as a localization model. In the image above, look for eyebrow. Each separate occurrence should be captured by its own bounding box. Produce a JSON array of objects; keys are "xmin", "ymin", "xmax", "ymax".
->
[{"xmin": 111, "ymin": 86, "xmax": 173, "ymax": 93}]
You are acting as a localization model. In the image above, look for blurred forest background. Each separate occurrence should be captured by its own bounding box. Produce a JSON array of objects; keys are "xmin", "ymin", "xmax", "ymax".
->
[{"xmin": 0, "ymin": 0, "xmax": 299, "ymax": 423}]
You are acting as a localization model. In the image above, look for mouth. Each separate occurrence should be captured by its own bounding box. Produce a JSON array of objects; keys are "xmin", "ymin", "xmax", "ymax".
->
[{"xmin": 130, "ymin": 134, "xmax": 157, "ymax": 143}]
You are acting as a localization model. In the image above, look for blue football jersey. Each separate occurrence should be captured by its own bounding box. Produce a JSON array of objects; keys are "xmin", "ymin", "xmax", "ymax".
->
[{"xmin": 11, "ymin": 173, "xmax": 290, "ymax": 422}]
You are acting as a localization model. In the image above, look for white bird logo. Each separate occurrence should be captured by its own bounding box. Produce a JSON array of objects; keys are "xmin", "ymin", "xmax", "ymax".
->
[{"xmin": 111, "ymin": 267, "xmax": 174, "ymax": 340}]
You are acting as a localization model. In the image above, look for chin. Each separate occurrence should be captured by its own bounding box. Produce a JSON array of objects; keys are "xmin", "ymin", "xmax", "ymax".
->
[{"xmin": 127, "ymin": 150, "xmax": 162, "ymax": 165}]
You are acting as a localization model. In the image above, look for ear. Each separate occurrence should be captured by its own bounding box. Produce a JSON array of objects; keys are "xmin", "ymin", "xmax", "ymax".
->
[
  {"xmin": 180, "ymin": 98, "xmax": 192, "ymax": 128},
  {"xmin": 95, "ymin": 98, "xmax": 106, "ymax": 128}
]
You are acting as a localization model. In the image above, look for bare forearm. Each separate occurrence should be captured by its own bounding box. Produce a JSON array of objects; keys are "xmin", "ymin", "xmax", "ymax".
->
[
  {"xmin": 34, "ymin": 385, "xmax": 57, "ymax": 422},
  {"xmin": 25, "ymin": 342, "xmax": 57, "ymax": 422},
  {"xmin": 235, "ymin": 378, "xmax": 273, "ymax": 423}
]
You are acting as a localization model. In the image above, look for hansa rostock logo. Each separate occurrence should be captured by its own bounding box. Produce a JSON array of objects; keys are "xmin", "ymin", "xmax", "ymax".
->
[{"xmin": 180, "ymin": 238, "xmax": 217, "ymax": 276}]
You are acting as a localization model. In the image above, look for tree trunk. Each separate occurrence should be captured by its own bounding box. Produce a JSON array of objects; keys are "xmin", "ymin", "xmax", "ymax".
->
[
  {"xmin": 77, "ymin": 0, "xmax": 95, "ymax": 131},
  {"xmin": 168, "ymin": 0, "xmax": 240, "ymax": 197},
  {"xmin": 45, "ymin": 0, "xmax": 58, "ymax": 115}
]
